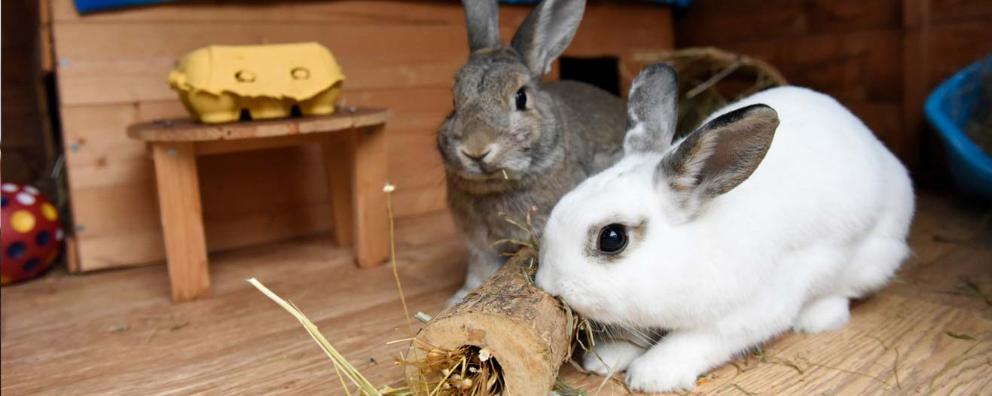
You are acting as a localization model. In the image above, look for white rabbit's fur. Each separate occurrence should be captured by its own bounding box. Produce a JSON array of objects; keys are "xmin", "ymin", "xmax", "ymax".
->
[{"xmin": 535, "ymin": 70, "xmax": 914, "ymax": 392}]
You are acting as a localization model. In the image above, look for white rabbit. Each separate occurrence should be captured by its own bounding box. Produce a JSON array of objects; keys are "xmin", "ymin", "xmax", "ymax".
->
[{"xmin": 535, "ymin": 64, "xmax": 915, "ymax": 393}]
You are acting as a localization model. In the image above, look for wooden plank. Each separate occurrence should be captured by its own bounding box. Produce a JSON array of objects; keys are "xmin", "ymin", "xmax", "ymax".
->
[
  {"xmin": 128, "ymin": 108, "xmax": 389, "ymax": 142},
  {"xmin": 150, "ymin": 143, "xmax": 210, "ymax": 301},
  {"xmin": 40, "ymin": 0, "xmax": 55, "ymax": 73},
  {"xmin": 50, "ymin": 6, "xmax": 671, "ymax": 105},
  {"xmin": 901, "ymin": 0, "xmax": 930, "ymax": 170},
  {"xmin": 807, "ymin": 0, "xmax": 902, "ymax": 33},
  {"xmin": 350, "ymin": 125, "xmax": 390, "ymax": 267},
  {"xmin": 66, "ymin": 156, "xmax": 444, "ymax": 271},
  {"xmin": 194, "ymin": 133, "xmax": 329, "ymax": 156},
  {"xmin": 50, "ymin": 0, "xmax": 666, "ymax": 29},
  {"xmin": 711, "ymin": 30, "xmax": 904, "ymax": 103},
  {"xmin": 0, "ymin": 0, "xmax": 52, "ymax": 187},
  {"xmin": 675, "ymin": 0, "xmax": 901, "ymax": 46},
  {"xmin": 50, "ymin": 0, "xmax": 474, "ymax": 24},
  {"xmin": 60, "ymin": 88, "xmax": 447, "ymax": 190},
  {"xmin": 50, "ymin": 22, "xmax": 469, "ymax": 105},
  {"xmin": 2, "ymin": 192, "xmax": 990, "ymax": 395},
  {"xmin": 68, "ymin": 144, "xmax": 331, "ymax": 270},
  {"xmin": 391, "ymin": 184, "xmax": 447, "ymax": 219},
  {"xmin": 924, "ymin": 22, "xmax": 992, "ymax": 86},
  {"xmin": 323, "ymin": 135, "xmax": 355, "ymax": 248},
  {"xmin": 73, "ymin": 201, "xmax": 337, "ymax": 271},
  {"xmin": 0, "ymin": 226, "xmax": 465, "ymax": 394},
  {"xmin": 928, "ymin": 0, "xmax": 992, "ymax": 24}
]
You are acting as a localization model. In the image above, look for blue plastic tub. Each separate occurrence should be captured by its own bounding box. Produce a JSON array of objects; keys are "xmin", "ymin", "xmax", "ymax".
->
[{"xmin": 924, "ymin": 55, "xmax": 992, "ymax": 199}]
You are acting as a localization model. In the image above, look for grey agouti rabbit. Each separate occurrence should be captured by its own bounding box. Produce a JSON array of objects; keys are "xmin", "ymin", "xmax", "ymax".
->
[{"xmin": 438, "ymin": 0, "xmax": 627, "ymax": 304}]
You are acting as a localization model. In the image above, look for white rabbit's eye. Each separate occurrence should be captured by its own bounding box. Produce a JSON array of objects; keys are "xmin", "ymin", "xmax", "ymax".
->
[
  {"xmin": 597, "ymin": 224, "xmax": 627, "ymax": 254},
  {"xmin": 515, "ymin": 87, "xmax": 527, "ymax": 111}
]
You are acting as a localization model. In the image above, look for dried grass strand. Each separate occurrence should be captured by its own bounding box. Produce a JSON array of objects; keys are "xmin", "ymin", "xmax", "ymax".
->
[
  {"xmin": 247, "ymin": 278, "xmax": 382, "ymax": 395},
  {"xmin": 385, "ymin": 183, "xmax": 415, "ymax": 334}
]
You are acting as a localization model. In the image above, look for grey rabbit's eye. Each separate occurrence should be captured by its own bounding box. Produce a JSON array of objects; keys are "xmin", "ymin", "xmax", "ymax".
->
[
  {"xmin": 515, "ymin": 87, "xmax": 527, "ymax": 111},
  {"xmin": 597, "ymin": 223, "xmax": 627, "ymax": 255}
]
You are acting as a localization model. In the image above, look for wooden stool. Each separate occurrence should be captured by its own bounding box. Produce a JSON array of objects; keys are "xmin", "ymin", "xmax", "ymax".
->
[{"xmin": 128, "ymin": 108, "xmax": 391, "ymax": 302}]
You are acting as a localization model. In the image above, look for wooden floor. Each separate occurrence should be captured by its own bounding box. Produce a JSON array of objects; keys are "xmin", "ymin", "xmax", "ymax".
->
[{"xmin": 2, "ymin": 191, "xmax": 990, "ymax": 395}]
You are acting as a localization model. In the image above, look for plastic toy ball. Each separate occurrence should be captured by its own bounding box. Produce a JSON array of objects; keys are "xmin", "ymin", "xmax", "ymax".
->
[{"xmin": 1, "ymin": 182, "xmax": 62, "ymax": 285}]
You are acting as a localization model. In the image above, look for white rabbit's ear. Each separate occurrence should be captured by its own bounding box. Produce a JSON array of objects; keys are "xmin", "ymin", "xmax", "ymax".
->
[
  {"xmin": 624, "ymin": 64, "xmax": 679, "ymax": 155},
  {"xmin": 511, "ymin": 0, "xmax": 586, "ymax": 77},
  {"xmin": 657, "ymin": 104, "xmax": 778, "ymax": 208},
  {"xmin": 464, "ymin": 0, "xmax": 501, "ymax": 52}
]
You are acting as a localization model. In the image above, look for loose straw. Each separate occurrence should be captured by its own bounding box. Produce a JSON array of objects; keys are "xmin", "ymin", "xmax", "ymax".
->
[
  {"xmin": 384, "ymin": 183, "xmax": 415, "ymax": 334},
  {"xmin": 247, "ymin": 278, "xmax": 382, "ymax": 395}
]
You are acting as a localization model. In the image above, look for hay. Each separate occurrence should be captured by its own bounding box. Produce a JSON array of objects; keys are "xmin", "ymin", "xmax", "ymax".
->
[
  {"xmin": 402, "ymin": 245, "xmax": 595, "ymax": 395},
  {"xmin": 402, "ymin": 343, "xmax": 504, "ymax": 396},
  {"xmin": 247, "ymin": 278, "xmax": 388, "ymax": 395},
  {"xmin": 250, "ymin": 184, "xmax": 595, "ymax": 395}
]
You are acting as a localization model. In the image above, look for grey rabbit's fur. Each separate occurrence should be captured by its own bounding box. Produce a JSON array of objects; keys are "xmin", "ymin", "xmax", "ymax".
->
[{"xmin": 438, "ymin": 0, "xmax": 627, "ymax": 303}]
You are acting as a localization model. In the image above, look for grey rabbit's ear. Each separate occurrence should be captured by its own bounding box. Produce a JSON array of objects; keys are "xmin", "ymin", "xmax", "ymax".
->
[
  {"xmin": 624, "ymin": 64, "xmax": 679, "ymax": 155},
  {"xmin": 463, "ymin": 0, "xmax": 501, "ymax": 52},
  {"xmin": 510, "ymin": 0, "xmax": 586, "ymax": 77},
  {"xmin": 657, "ymin": 104, "xmax": 778, "ymax": 208}
]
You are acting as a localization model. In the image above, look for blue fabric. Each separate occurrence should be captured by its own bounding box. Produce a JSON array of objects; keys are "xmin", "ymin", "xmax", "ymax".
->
[
  {"xmin": 74, "ymin": 0, "xmax": 170, "ymax": 14},
  {"xmin": 925, "ymin": 55, "xmax": 992, "ymax": 199}
]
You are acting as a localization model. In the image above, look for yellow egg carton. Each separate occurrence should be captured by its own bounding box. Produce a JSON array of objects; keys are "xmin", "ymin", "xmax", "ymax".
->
[{"xmin": 168, "ymin": 42, "xmax": 344, "ymax": 123}]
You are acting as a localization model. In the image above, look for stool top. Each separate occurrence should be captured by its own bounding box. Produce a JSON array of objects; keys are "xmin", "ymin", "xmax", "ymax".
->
[{"xmin": 127, "ymin": 107, "xmax": 389, "ymax": 142}]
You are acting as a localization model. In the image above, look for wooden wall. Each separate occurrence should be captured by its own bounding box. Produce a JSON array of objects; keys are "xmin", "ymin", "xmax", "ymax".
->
[
  {"xmin": 674, "ymin": 0, "xmax": 992, "ymax": 172},
  {"xmin": 49, "ymin": 0, "xmax": 673, "ymax": 271},
  {"xmin": 2, "ymin": 0, "xmax": 55, "ymax": 188}
]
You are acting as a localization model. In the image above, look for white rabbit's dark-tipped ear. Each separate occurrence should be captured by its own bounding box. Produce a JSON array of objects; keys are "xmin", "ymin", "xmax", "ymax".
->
[
  {"xmin": 510, "ymin": 0, "xmax": 586, "ymax": 77},
  {"xmin": 624, "ymin": 64, "xmax": 679, "ymax": 155},
  {"xmin": 464, "ymin": 0, "xmax": 500, "ymax": 52},
  {"xmin": 657, "ymin": 104, "xmax": 778, "ymax": 208}
]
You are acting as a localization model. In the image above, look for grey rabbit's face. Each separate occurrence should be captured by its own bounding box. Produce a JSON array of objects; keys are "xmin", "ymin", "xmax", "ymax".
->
[
  {"xmin": 438, "ymin": 48, "xmax": 560, "ymax": 182},
  {"xmin": 439, "ymin": 0, "xmax": 586, "ymax": 188}
]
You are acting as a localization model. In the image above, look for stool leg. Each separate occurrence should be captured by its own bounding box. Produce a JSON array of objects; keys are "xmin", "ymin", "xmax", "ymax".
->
[
  {"xmin": 351, "ymin": 125, "xmax": 390, "ymax": 267},
  {"xmin": 322, "ymin": 135, "xmax": 355, "ymax": 247},
  {"xmin": 152, "ymin": 143, "xmax": 210, "ymax": 302}
]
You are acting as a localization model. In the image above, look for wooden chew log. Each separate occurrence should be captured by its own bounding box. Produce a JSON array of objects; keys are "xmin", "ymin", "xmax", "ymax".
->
[{"xmin": 411, "ymin": 248, "xmax": 571, "ymax": 394}]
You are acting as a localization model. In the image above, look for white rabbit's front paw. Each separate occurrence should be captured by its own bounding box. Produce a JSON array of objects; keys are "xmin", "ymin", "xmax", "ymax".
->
[
  {"xmin": 582, "ymin": 341, "xmax": 645, "ymax": 375},
  {"xmin": 794, "ymin": 296, "xmax": 850, "ymax": 333},
  {"xmin": 624, "ymin": 353, "xmax": 701, "ymax": 393}
]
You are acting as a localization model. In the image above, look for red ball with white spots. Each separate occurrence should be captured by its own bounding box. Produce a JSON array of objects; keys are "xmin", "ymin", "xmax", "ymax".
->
[{"xmin": 1, "ymin": 182, "xmax": 62, "ymax": 285}]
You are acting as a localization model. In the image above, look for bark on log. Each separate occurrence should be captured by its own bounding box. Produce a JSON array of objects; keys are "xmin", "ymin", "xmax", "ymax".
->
[{"xmin": 410, "ymin": 249, "xmax": 570, "ymax": 395}]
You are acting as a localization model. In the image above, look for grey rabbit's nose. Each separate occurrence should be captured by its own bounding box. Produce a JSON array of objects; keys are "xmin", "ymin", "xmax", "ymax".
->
[{"xmin": 461, "ymin": 149, "xmax": 490, "ymax": 163}]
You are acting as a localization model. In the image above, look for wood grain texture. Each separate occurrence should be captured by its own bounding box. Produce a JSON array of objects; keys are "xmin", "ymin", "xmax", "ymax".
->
[
  {"xmin": 50, "ymin": 3, "xmax": 672, "ymax": 106},
  {"xmin": 1, "ymin": 0, "xmax": 56, "ymax": 187},
  {"xmin": 323, "ymin": 135, "xmax": 355, "ymax": 248},
  {"xmin": 140, "ymin": 111, "xmax": 390, "ymax": 296},
  {"xmin": 51, "ymin": 0, "xmax": 673, "ymax": 271},
  {"xmin": 675, "ymin": 1, "xmax": 909, "ymax": 162},
  {"xmin": 151, "ymin": 143, "xmax": 210, "ymax": 302},
  {"xmin": 1, "ymin": 191, "xmax": 989, "ymax": 395},
  {"xmin": 350, "ymin": 125, "xmax": 390, "ymax": 267},
  {"xmin": 413, "ymin": 249, "xmax": 570, "ymax": 394},
  {"xmin": 901, "ymin": 0, "xmax": 930, "ymax": 172},
  {"xmin": 128, "ymin": 108, "xmax": 389, "ymax": 142},
  {"xmin": 675, "ymin": 0, "xmax": 992, "ymax": 171}
]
